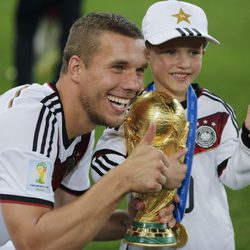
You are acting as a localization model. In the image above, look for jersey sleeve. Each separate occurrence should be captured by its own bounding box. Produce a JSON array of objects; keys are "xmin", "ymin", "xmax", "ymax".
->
[
  {"xmin": 60, "ymin": 131, "xmax": 95, "ymax": 193},
  {"xmin": 220, "ymin": 124, "xmax": 250, "ymax": 189},
  {"xmin": 91, "ymin": 126, "xmax": 127, "ymax": 183},
  {"xmin": 0, "ymin": 102, "xmax": 58, "ymax": 208},
  {"xmin": 0, "ymin": 149, "xmax": 55, "ymax": 207}
]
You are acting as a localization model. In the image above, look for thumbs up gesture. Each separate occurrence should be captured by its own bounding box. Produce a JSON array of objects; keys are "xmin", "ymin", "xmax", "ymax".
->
[{"xmin": 120, "ymin": 123, "xmax": 187, "ymax": 194}]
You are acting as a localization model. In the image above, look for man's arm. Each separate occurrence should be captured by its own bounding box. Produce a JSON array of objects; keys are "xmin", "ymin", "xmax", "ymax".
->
[
  {"xmin": 54, "ymin": 184, "xmax": 178, "ymax": 242},
  {"xmin": 3, "ymin": 124, "xmax": 186, "ymax": 250}
]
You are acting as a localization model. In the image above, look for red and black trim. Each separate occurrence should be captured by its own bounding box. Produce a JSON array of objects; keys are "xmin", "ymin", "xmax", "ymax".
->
[
  {"xmin": 0, "ymin": 194, "xmax": 54, "ymax": 209},
  {"xmin": 52, "ymin": 133, "xmax": 91, "ymax": 191}
]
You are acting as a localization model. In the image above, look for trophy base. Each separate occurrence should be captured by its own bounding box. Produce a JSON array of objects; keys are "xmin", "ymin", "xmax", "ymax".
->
[{"xmin": 124, "ymin": 221, "xmax": 177, "ymax": 247}]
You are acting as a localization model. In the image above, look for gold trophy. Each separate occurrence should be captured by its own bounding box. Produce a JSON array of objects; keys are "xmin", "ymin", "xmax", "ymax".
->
[{"xmin": 123, "ymin": 91, "xmax": 189, "ymax": 247}]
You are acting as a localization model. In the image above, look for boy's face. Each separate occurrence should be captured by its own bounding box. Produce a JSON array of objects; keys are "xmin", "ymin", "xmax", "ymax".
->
[{"xmin": 147, "ymin": 37, "xmax": 205, "ymax": 102}]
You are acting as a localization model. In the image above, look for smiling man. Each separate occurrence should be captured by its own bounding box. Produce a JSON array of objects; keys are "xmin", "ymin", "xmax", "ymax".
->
[{"xmin": 0, "ymin": 12, "xmax": 187, "ymax": 250}]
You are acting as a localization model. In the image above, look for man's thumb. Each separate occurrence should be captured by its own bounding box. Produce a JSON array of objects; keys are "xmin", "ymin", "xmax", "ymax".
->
[{"xmin": 140, "ymin": 122, "xmax": 156, "ymax": 145}]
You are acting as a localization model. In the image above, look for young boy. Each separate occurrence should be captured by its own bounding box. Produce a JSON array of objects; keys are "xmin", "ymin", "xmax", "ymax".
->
[{"xmin": 91, "ymin": 1, "xmax": 250, "ymax": 250}]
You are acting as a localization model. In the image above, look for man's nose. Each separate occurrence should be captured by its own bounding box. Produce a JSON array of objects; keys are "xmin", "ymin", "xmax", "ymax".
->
[{"xmin": 124, "ymin": 70, "xmax": 143, "ymax": 92}]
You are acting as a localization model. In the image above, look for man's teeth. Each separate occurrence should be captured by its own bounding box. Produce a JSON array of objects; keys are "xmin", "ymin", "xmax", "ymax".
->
[{"xmin": 108, "ymin": 96, "xmax": 130, "ymax": 106}]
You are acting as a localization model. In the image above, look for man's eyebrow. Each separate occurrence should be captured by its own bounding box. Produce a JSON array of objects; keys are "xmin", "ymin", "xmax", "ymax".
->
[{"xmin": 111, "ymin": 60, "xmax": 148, "ymax": 69}]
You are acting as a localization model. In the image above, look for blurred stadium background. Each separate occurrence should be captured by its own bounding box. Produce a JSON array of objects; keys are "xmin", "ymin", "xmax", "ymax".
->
[{"xmin": 0, "ymin": 1, "xmax": 249, "ymax": 249}]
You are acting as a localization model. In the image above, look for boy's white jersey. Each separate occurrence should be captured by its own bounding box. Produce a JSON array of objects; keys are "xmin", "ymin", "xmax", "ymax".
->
[
  {"xmin": 0, "ymin": 83, "xmax": 95, "ymax": 246},
  {"xmin": 91, "ymin": 84, "xmax": 250, "ymax": 250}
]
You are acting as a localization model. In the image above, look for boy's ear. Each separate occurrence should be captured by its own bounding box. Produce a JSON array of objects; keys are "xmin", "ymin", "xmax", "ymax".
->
[{"xmin": 202, "ymin": 49, "xmax": 206, "ymax": 55}]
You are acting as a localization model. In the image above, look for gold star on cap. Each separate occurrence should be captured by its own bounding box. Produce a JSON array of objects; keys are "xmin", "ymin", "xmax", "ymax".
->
[{"xmin": 172, "ymin": 8, "xmax": 191, "ymax": 24}]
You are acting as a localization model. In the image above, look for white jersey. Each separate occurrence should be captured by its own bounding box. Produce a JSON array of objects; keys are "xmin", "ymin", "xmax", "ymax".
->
[
  {"xmin": 91, "ymin": 84, "xmax": 250, "ymax": 250},
  {"xmin": 0, "ymin": 83, "xmax": 95, "ymax": 246}
]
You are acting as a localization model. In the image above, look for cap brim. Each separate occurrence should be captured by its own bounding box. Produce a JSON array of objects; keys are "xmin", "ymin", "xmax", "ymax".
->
[{"xmin": 146, "ymin": 29, "xmax": 220, "ymax": 45}]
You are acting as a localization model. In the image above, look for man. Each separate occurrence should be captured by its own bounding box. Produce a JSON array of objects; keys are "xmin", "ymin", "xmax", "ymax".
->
[
  {"xmin": 91, "ymin": 1, "xmax": 250, "ymax": 250},
  {"xmin": 0, "ymin": 13, "xmax": 187, "ymax": 249}
]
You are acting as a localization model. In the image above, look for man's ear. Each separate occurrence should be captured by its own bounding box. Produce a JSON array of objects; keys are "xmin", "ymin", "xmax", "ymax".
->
[
  {"xmin": 145, "ymin": 47, "xmax": 150, "ymax": 61},
  {"xmin": 67, "ymin": 55, "xmax": 82, "ymax": 82}
]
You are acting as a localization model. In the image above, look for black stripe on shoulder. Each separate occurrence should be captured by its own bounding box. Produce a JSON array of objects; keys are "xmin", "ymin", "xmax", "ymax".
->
[
  {"xmin": 33, "ymin": 94, "xmax": 61, "ymax": 157},
  {"xmin": 0, "ymin": 194, "xmax": 53, "ymax": 208},
  {"xmin": 202, "ymin": 89, "xmax": 239, "ymax": 136},
  {"xmin": 40, "ymin": 93, "xmax": 57, "ymax": 105},
  {"xmin": 47, "ymin": 118, "xmax": 57, "ymax": 157},
  {"xmin": 33, "ymin": 105, "xmax": 46, "ymax": 152},
  {"xmin": 40, "ymin": 111, "xmax": 52, "ymax": 154}
]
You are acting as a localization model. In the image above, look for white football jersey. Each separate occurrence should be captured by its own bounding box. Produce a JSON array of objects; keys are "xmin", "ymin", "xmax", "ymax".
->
[
  {"xmin": 0, "ymin": 83, "xmax": 95, "ymax": 246},
  {"xmin": 91, "ymin": 84, "xmax": 250, "ymax": 250}
]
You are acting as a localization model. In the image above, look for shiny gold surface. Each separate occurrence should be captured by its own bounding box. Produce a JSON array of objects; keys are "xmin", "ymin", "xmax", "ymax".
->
[
  {"xmin": 124, "ymin": 91, "xmax": 188, "ymax": 157},
  {"xmin": 123, "ymin": 91, "xmax": 189, "ymax": 246},
  {"xmin": 173, "ymin": 223, "xmax": 189, "ymax": 248}
]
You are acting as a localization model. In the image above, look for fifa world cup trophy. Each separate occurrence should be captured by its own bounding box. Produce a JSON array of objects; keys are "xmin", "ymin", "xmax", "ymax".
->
[{"xmin": 123, "ymin": 91, "xmax": 189, "ymax": 247}]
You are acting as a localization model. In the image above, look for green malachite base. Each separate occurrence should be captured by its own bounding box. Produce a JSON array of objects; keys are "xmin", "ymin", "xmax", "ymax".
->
[{"xmin": 124, "ymin": 221, "xmax": 177, "ymax": 247}]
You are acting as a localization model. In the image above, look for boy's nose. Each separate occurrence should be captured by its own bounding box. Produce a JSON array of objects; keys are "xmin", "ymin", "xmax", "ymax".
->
[{"xmin": 176, "ymin": 54, "xmax": 191, "ymax": 68}]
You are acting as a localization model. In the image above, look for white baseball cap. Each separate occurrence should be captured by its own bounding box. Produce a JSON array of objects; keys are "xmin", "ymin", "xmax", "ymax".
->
[{"xmin": 142, "ymin": 0, "xmax": 220, "ymax": 45}]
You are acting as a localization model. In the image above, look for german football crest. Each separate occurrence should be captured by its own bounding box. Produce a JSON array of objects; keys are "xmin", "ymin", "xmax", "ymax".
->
[
  {"xmin": 194, "ymin": 112, "xmax": 229, "ymax": 154},
  {"xmin": 196, "ymin": 125, "xmax": 217, "ymax": 148}
]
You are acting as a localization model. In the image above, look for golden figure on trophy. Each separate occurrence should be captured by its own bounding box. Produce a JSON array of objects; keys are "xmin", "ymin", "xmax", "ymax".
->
[{"xmin": 123, "ymin": 91, "xmax": 189, "ymax": 247}]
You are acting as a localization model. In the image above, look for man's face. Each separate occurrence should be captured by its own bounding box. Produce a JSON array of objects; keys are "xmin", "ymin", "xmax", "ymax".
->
[
  {"xmin": 147, "ymin": 37, "xmax": 205, "ymax": 102},
  {"xmin": 78, "ymin": 32, "xmax": 147, "ymax": 128}
]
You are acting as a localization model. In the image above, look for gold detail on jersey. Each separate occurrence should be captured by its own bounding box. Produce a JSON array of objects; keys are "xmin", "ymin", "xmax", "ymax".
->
[
  {"xmin": 8, "ymin": 84, "xmax": 29, "ymax": 108},
  {"xmin": 172, "ymin": 8, "xmax": 191, "ymax": 24}
]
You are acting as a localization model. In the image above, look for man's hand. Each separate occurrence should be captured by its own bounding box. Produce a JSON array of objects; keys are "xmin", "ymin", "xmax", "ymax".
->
[
  {"xmin": 121, "ymin": 123, "xmax": 169, "ymax": 193},
  {"xmin": 120, "ymin": 123, "xmax": 187, "ymax": 194},
  {"xmin": 128, "ymin": 195, "xmax": 179, "ymax": 228}
]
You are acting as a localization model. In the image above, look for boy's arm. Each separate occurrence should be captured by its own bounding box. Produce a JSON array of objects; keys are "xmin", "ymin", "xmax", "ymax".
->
[
  {"xmin": 220, "ymin": 105, "xmax": 250, "ymax": 189},
  {"xmin": 91, "ymin": 126, "xmax": 127, "ymax": 183}
]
